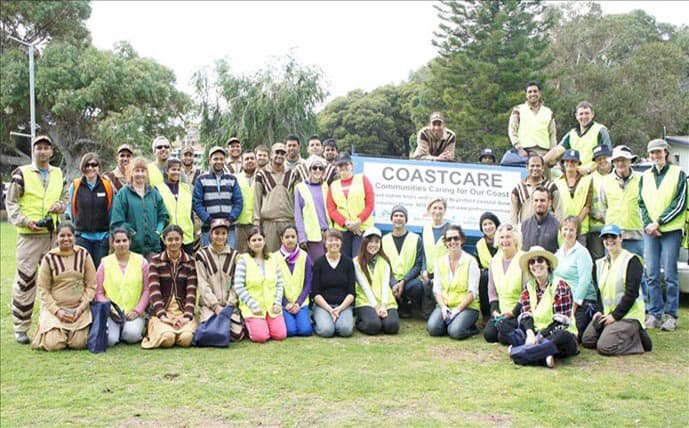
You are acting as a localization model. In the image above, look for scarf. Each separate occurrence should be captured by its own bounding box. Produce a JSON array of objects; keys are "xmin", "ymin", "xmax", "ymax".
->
[{"xmin": 280, "ymin": 245, "xmax": 300, "ymax": 265}]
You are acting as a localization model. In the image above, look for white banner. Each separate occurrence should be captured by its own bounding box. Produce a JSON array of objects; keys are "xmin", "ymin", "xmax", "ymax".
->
[{"xmin": 353, "ymin": 156, "xmax": 524, "ymax": 234}]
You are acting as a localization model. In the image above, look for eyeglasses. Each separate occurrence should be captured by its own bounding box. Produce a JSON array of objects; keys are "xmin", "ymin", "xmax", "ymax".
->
[
  {"xmin": 156, "ymin": 145, "xmax": 170, "ymax": 150},
  {"xmin": 85, "ymin": 162, "xmax": 99, "ymax": 168},
  {"xmin": 310, "ymin": 166, "xmax": 325, "ymax": 171},
  {"xmin": 528, "ymin": 256, "xmax": 547, "ymax": 266},
  {"xmin": 445, "ymin": 236, "xmax": 461, "ymax": 242}
]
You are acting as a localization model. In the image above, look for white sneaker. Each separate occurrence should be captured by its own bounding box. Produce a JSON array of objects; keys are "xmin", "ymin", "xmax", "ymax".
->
[
  {"xmin": 645, "ymin": 314, "xmax": 662, "ymax": 329},
  {"xmin": 660, "ymin": 315, "xmax": 677, "ymax": 331},
  {"xmin": 545, "ymin": 355, "xmax": 555, "ymax": 368}
]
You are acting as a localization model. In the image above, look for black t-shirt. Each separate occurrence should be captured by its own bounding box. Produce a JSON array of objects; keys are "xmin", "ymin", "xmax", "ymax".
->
[{"xmin": 311, "ymin": 255, "xmax": 356, "ymax": 305}]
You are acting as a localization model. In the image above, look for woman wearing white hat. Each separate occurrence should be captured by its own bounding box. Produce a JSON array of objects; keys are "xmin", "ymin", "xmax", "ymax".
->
[
  {"xmin": 354, "ymin": 227, "xmax": 399, "ymax": 335},
  {"xmin": 507, "ymin": 246, "xmax": 578, "ymax": 368}
]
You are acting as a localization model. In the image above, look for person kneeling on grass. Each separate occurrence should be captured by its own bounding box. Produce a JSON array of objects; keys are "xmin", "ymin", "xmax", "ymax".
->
[
  {"xmin": 354, "ymin": 227, "xmax": 400, "ymax": 335},
  {"xmin": 195, "ymin": 218, "xmax": 246, "ymax": 343},
  {"xmin": 32, "ymin": 222, "xmax": 96, "ymax": 351},
  {"xmin": 234, "ymin": 227, "xmax": 287, "ymax": 343},
  {"xmin": 506, "ymin": 246, "xmax": 578, "ymax": 368},
  {"xmin": 276, "ymin": 224, "xmax": 313, "ymax": 337},
  {"xmin": 427, "ymin": 225, "xmax": 481, "ymax": 340},
  {"xmin": 581, "ymin": 224, "xmax": 652, "ymax": 355},
  {"xmin": 141, "ymin": 225, "xmax": 198, "ymax": 349},
  {"xmin": 311, "ymin": 228, "xmax": 356, "ymax": 338},
  {"xmin": 95, "ymin": 227, "xmax": 149, "ymax": 346}
]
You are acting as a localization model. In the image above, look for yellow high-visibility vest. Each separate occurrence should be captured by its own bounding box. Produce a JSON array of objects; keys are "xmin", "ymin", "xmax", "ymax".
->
[
  {"xmin": 102, "ymin": 253, "xmax": 144, "ymax": 313},
  {"xmin": 156, "ymin": 181, "xmax": 194, "ymax": 245},
  {"xmin": 330, "ymin": 174, "xmax": 373, "ymax": 231},
  {"xmin": 17, "ymin": 165, "xmax": 63, "ymax": 234},
  {"xmin": 596, "ymin": 249, "xmax": 644, "ymax": 324},
  {"xmin": 517, "ymin": 103, "xmax": 553, "ymax": 150},
  {"xmin": 640, "ymin": 164, "xmax": 686, "ymax": 232}
]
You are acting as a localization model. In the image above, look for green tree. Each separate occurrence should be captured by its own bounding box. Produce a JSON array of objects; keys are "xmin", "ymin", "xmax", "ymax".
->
[
  {"xmin": 428, "ymin": 0, "xmax": 554, "ymax": 161},
  {"xmin": 194, "ymin": 55, "xmax": 327, "ymax": 150}
]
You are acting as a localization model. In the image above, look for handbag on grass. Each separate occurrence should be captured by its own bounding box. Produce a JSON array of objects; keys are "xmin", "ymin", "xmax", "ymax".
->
[
  {"xmin": 192, "ymin": 306, "xmax": 234, "ymax": 348},
  {"xmin": 88, "ymin": 301, "xmax": 111, "ymax": 353}
]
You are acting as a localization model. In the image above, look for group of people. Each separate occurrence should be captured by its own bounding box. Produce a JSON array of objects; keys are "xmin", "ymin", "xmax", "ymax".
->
[{"xmin": 5, "ymin": 86, "xmax": 686, "ymax": 367}]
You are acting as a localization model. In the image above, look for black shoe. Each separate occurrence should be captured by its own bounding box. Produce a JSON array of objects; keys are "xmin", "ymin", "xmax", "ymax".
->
[
  {"xmin": 639, "ymin": 328, "xmax": 653, "ymax": 352},
  {"xmin": 399, "ymin": 300, "xmax": 413, "ymax": 319},
  {"xmin": 14, "ymin": 332, "xmax": 29, "ymax": 345}
]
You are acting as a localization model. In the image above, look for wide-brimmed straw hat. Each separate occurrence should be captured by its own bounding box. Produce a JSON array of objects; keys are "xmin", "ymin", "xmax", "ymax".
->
[{"xmin": 519, "ymin": 245, "xmax": 558, "ymax": 273}]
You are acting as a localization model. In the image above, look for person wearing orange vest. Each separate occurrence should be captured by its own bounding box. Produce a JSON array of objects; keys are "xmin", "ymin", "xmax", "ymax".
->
[
  {"xmin": 509, "ymin": 81, "xmax": 557, "ymax": 158},
  {"xmin": 326, "ymin": 152, "xmax": 375, "ymax": 258},
  {"xmin": 5, "ymin": 135, "xmax": 68, "ymax": 344},
  {"xmin": 545, "ymin": 101, "xmax": 612, "ymax": 174},
  {"xmin": 67, "ymin": 152, "xmax": 113, "ymax": 268},
  {"xmin": 639, "ymin": 139, "xmax": 686, "ymax": 332},
  {"xmin": 295, "ymin": 155, "xmax": 331, "ymax": 261}
]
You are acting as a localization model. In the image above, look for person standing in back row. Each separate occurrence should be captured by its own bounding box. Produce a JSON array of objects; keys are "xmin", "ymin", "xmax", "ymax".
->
[
  {"xmin": 508, "ymin": 81, "xmax": 557, "ymax": 158},
  {"xmin": 412, "ymin": 112, "xmax": 456, "ymax": 161}
]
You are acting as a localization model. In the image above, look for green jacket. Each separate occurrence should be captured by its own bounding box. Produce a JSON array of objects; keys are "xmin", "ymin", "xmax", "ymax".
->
[{"xmin": 110, "ymin": 184, "xmax": 169, "ymax": 255}]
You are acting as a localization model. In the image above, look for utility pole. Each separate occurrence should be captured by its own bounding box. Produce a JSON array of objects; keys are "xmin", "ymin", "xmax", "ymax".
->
[{"xmin": 7, "ymin": 36, "xmax": 37, "ymax": 140}]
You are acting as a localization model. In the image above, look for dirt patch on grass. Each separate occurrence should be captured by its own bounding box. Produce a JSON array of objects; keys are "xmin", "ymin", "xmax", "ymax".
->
[{"xmin": 430, "ymin": 343, "xmax": 505, "ymax": 364}]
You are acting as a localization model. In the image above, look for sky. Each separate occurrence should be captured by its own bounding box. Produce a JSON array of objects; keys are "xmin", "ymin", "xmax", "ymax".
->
[{"xmin": 87, "ymin": 1, "xmax": 689, "ymax": 102}]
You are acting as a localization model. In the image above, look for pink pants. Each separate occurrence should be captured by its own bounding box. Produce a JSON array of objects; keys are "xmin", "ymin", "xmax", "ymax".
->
[{"xmin": 244, "ymin": 314, "xmax": 287, "ymax": 343}]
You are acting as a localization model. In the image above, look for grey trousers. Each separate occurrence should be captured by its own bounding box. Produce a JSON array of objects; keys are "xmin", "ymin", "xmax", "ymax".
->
[{"xmin": 581, "ymin": 318, "xmax": 644, "ymax": 356}]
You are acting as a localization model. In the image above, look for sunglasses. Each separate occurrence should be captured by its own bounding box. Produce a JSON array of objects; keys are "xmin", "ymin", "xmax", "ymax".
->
[
  {"xmin": 85, "ymin": 162, "xmax": 99, "ymax": 168},
  {"xmin": 601, "ymin": 234, "xmax": 619, "ymax": 241},
  {"xmin": 274, "ymin": 150, "xmax": 286, "ymax": 155},
  {"xmin": 445, "ymin": 235, "xmax": 462, "ymax": 242},
  {"xmin": 528, "ymin": 256, "xmax": 547, "ymax": 266},
  {"xmin": 310, "ymin": 165, "xmax": 325, "ymax": 171},
  {"xmin": 156, "ymin": 145, "xmax": 170, "ymax": 150}
]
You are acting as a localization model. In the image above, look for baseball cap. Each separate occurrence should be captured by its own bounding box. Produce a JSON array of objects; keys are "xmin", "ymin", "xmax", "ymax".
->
[
  {"xmin": 208, "ymin": 145, "xmax": 226, "ymax": 157},
  {"xmin": 209, "ymin": 218, "xmax": 230, "ymax": 232},
  {"xmin": 226, "ymin": 137, "xmax": 241, "ymax": 146},
  {"xmin": 180, "ymin": 145, "xmax": 194, "ymax": 155},
  {"xmin": 599, "ymin": 224, "xmax": 622, "ymax": 237},
  {"xmin": 430, "ymin": 112, "xmax": 444, "ymax": 123},
  {"xmin": 561, "ymin": 149, "xmax": 581, "ymax": 164},
  {"xmin": 31, "ymin": 135, "xmax": 52, "ymax": 148},
  {"xmin": 592, "ymin": 144, "xmax": 612, "ymax": 160},
  {"xmin": 271, "ymin": 142, "xmax": 287, "ymax": 152},
  {"xmin": 116, "ymin": 144, "xmax": 133, "ymax": 154},
  {"xmin": 479, "ymin": 148, "xmax": 496, "ymax": 161},
  {"xmin": 362, "ymin": 227, "xmax": 382, "ymax": 238},
  {"xmin": 647, "ymin": 139, "xmax": 669, "ymax": 153},
  {"xmin": 610, "ymin": 145, "xmax": 636, "ymax": 162}
]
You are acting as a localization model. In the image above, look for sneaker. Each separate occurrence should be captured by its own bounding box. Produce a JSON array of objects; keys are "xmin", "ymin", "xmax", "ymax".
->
[
  {"xmin": 660, "ymin": 315, "xmax": 677, "ymax": 331},
  {"xmin": 645, "ymin": 314, "xmax": 662, "ymax": 329},
  {"xmin": 545, "ymin": 355, "xmax": 555, "ymax": 368},
  {"xmin": 14, "ymin": 332, "xmax": 29, "ymax": 345}
]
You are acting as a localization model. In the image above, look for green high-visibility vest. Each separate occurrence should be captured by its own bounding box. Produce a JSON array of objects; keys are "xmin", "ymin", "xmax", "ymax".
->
[
  {"xmin": 475, "ymin": 237, "xmax": 493, "ymax": 269},
  {"xmin": 156, "ymin": 181, "xmax": 193, "ymax": 245},
  {"xmin": 382, "ymin": 232, "xmax": 420, "ymax": 281},
  {"xmin": 436, "ymin": 253, "xmax": 479, "ymax": 311},
  {"xmin": 353, "ymin": 256, "xmax": 397, "ymax": 310},
  {"xmin": 236, "ymin": 174, "xmax": 255, "ymax": 225},
  {"xmin": 490, "ymin": 250, "xmax": 525, "ymax": 313},
  {"xmin": 556, "ymin": 174, "xmax": 593, "ymax": 234},
  {"xmin": 602, "ymin": 172, "xmax": 642, "ymax": 232},
  {"xmin": 596, "ymin": 249, "xmax": 645, "ymax": 324},
  {"xmin": 238, "ymin": 254, "xmax": 280, "ymax": 319},
  {"xmin": 275, "ymin": 249, "xmax": 309, "ymax": 306},
  {"xmin": 296, "ymin": 181, "xmax": 331, "ymax": 242},
  {"xmin": 525, "ymin": 276, "xmax": 577, "ymax": 336},
  {"xmin": 567, "ymin": 123, "xmax": 605, "ymax": 167},
  {"xmin": 17, "ymin": 165, "xmax": 63, "ymax": 235},
  {"xmin": 102, "ymin": 253, "xmax": 144, "ymax": 313},
  {"xmin": 330, "ymin": 174, "xmax": 373, "ymax": 231},
  {"xmin": 517, "ymin": 103, "xmax": 553, "ymax": 150},
  {"xmin": 640, "ymin": 164, "xmax": 686, "ymax": 232},
  {"xmin": 422, "ymin": 223, "xmax": 448, "ymax": 275},
  {"xmin": 147, "ymin": 162, "xmax": 165, "ymax": 187}
]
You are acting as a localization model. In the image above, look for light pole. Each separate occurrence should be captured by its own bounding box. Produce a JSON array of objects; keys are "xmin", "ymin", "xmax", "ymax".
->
[{"xmin": 7, "ymin": 36, "xmax": 37, "ymax": 140}]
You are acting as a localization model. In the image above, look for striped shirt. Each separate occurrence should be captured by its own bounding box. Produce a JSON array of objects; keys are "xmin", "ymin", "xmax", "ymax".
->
[
  {"xmin": 233, "ymin": 255, "xmax": 284, "ymax": 313},
  {"xmin": 192, "ymin": 172, "xmax": 243, "ymax": 225},
  {"xmin": 148, "ymin": 251, "xmax": 197, "ymax": 320}
]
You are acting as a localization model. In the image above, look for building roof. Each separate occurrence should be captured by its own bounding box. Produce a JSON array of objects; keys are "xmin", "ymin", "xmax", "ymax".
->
[{"xmin": 666, "ymin": 135, "xmax": 689, "ymax": 148}]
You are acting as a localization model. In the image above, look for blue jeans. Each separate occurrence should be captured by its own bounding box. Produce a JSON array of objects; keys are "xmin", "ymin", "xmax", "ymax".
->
[
  {"xmin": 341, "ymin": 231, "xmax": 362, "ymax": 259},
  {"xmin": 201, "ymin": 229, "xmax": 236, "ymax": 249},
  {"xmin": 644, "ymin": 230, "xmax": 682, "ymax": 319},
  {"xmin": 283, "ymin": 306, "xmax": 313, "ymax": 337},
  {"xmin": 427, "ymin": 307, "xmax": 479, "ymax": 340},
  {"xmin": 312, "ymin": 305, "xmax": 354, "ymax": 338},
  {"xmin": 76, "ymin": 236, "xmax": 109, "ymax": 268}
]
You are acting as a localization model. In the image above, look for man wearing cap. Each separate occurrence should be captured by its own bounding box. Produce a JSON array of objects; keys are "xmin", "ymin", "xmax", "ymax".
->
[
  {"xmin": 104, "ymin": 144, "xmax": 133, "ymax": 192},
  {"xmin": 545, "ymin": 101, "xmax": 611, "ymax": 175},
  {"xmin": 193, "ymin": 146, "xmax": 243, "ymax": 249},
  {"xmin": 224, "ymin": 137, "xmax": 243, "ymax": 175},
  {"xmin": 148, "ymin": 136, "xmax": 172, "ymax": 187},
  {"xmin": 587, "ymin": 144, "xmax": 613, "ymax": 259},
  {"xmin": 582, "ymin": 224, "xmax": 651, "ymax": 355},
  {"xmin": 5, "ymin": 135, "xmax": 68, "ymax": 344},
  {"xmin": 254, "ymin": 142, "xmax": 301, "ymax": 252},
  {"xmin": 294, "ymin": 155, "xmax": 331, "ymax": 261},
  {"xmin": 322, "ymin": 138, "xmax": 339, "ymax": 184},
  {"xmin": 479, "ymin": 148, "xmax": 496, "ymax": 164},
  {"xmin": 554, "ymin": 149, "xmax": 592, "ymax": 244},
  {"xmin": 521, "ymin": 186, "xmax": 560, "ymax": 254},
  {"xmin": 327, "ymin": 152, "xmax": 375, "ymax": 258},
  {"xmin": 411, "ymin": 112, "xmax": 456, "ymax": 161},
  {"xmin": 639, "ymin": 139, "xmax": 686, "ymax": 332},
  {"xmin": 508, "ymin": 81, "xmax": 557, "ymax": 158},
  {"xmin": 235, "ymin": 151, "xmax": 258, "ymax": 253},
  {"xmin": 381, "ymin": 205, "xmax": 424, "ymax": 318},
  {"xmin": 180, "ymin": 145, "xmax": 201, "ymax": 186},
  {"xmin": 510, "ymin": 154, "xmax": 561, "ymax": 226}
]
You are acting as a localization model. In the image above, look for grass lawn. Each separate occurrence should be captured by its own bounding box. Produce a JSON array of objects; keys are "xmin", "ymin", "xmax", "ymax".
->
[{"xmin": 1, "ymin": 221, "xmax": 688, "ymax": 427}]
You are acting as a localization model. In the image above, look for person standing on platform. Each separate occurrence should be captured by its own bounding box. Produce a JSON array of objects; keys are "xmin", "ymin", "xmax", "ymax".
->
[
  {"xmin": 411, "ymin": 112, "xmax": 456, "ymax": 161},
  {"xmin": 508, "ymin": 81, "xmax": 557, "ymax": 158}
]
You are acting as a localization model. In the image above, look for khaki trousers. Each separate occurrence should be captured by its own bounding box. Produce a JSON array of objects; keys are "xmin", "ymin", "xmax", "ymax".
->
[{"xmin": 12, "ymin": 233, "xmax": 53, "ymax": 334}]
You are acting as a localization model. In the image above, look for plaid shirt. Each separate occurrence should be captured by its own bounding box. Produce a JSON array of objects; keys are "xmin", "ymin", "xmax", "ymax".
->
[{"xmin": 519, "ymin": 278, "xmax": 573, "ymax": 318}]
